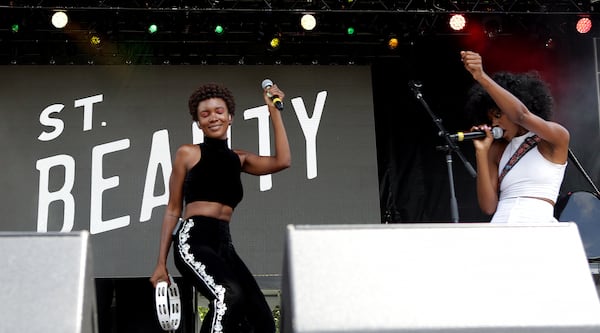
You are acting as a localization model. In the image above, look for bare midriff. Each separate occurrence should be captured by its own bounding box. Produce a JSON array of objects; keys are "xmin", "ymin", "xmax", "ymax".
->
[
  {"xmin": 523, "ymin": 196, "xmax": 555, "ymax": 206},
  {"xmin": 184, "ymin": 201, "xmax": 234, "ymax": 222}
]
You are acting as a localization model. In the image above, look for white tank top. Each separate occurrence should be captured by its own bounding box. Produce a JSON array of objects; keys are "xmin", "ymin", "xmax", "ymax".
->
[{"xmin": 498, "ymin": 132, "xmax": 567, "ymax": 202}]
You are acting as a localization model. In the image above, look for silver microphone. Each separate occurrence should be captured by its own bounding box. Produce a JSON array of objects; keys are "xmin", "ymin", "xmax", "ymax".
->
[
  {"xmin": 261, "ymin": 79, "xmax": 284, "ymax": 111},
  {"xmin": 447, "ymin": 126, "xmax": 504, "ymax": 142}
]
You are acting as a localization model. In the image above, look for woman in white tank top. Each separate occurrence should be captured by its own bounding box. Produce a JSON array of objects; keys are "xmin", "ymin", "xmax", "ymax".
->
[{"xmin": 460, "ymin": 51, "xmax": 570, "ymax": 223}]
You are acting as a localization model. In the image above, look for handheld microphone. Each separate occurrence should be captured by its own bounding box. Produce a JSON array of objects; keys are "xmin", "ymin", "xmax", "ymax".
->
[
  {"xmin": 261, "ymin": 79, "xmax": 284, "ymax": 111},
  {"xmin": 447, "ymin": 126, "xmax": 504, "ymax": 142}
]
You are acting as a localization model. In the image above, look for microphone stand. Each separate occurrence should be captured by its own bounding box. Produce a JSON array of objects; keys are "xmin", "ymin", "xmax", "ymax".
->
[
  {"xmin": 568, "ymin": 148, "xmax": 600, "ymax": 198},
  {"xmin": 408, "ymin": 81, "xmax": 477, "ymax": 223}
]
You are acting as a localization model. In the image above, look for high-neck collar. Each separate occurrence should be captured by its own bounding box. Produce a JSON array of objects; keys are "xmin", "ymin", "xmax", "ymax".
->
[{"xmin": 203, "ymin": 136, "xmax": 229, "ymax": 149}]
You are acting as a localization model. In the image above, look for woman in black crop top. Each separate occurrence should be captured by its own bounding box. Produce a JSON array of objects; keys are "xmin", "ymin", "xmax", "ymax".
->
[{"xmin": 150, "ymin": 82, "xmax": 291, "ymax": 333}]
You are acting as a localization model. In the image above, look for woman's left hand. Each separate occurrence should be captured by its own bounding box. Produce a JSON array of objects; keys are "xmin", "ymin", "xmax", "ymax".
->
[
  {"xmin": 471, "ymin": 124, "xmax": 495, "ymax": 151},
  {"xmin": 263, "ymin": 84, "xmax": 285, "ymax": 109}
]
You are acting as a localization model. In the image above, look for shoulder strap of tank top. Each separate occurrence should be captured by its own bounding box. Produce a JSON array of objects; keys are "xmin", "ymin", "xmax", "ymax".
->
[{"xmin": 498, "ymin": 134, "xmax": 541, "ymax": 187}]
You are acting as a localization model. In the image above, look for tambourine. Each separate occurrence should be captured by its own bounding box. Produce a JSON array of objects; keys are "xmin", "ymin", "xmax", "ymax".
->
[{"xmin": 155, "ymin": 274, "xmax": 181, "ymax": 331}]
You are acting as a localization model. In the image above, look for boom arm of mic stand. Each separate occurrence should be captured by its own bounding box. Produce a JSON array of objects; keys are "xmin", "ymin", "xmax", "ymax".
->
[
  {"xmin": 410, "ymin": 85, "xmax": 477, "ymax": 178},
  {"xmin": 409, "ymin": 83, "xmax": 476, "ymax": 223}
]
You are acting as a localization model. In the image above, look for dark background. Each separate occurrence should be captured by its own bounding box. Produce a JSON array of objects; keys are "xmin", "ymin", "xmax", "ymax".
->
[{"xmin": 374, "ymin": 35, "xmax": 599, "ymax": 225}]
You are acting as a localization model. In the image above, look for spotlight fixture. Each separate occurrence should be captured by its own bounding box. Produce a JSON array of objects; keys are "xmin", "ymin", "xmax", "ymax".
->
[
  {"xmin": 387, "ymin": 37, "xmax": 399, "ymax": 50},
  {"xmin": 449, "ymin": 13, "xmax": 466, "ymax": 31},
  {"xmin": 214, "ymin": 24, "xmax": 225, "ymax": 35},
  {"xmin": 148, "ymin": 24, "xmax": 158, "ymax": 34},
  {"xmin": 11, "ymin": 23, "xmax": 19, "ymax": 33},
  {"xmin": 269, "ymin": 36, "xmax": 280, "ymax": 50},
  {"xmin": 576, "ymin": 17, "xmax": 592, "ymax": 34},
  {"xmin": 90, "ymin": 35, "xmax": 101, "ymax": 46},
  {"xmin": 346, "ymin": 26, "xmax": 355, "ymax": 35},
  {"xmin": 300, "ymin": 14, "xmax": 316, "ymax": 31},
  {"xmin": 51, "ymin": 11, "xmax": 68, "ymax": 29}
]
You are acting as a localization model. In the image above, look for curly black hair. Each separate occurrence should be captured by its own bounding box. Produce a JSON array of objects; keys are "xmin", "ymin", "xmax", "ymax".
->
[
  {"xmin": 188, "ymin": 83, "xmax": 236, "ymax": 121},
  {"xmin": 464, "ymin": 71, "xmax": 554, "ymax": 125}
]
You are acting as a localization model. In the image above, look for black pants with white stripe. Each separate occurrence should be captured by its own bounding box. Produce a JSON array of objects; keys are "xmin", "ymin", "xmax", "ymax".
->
[{"xmin": 174, "ymin": 215, "xmax": 275, "ymax": 333}]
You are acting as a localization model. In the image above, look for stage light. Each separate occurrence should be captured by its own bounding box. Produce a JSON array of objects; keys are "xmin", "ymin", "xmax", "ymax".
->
[
  {"xmin": 576, "ymin": 17, "xmax": 592, "ymax": 34},
  {"xmin": 11, "ymin": 24, "xmax": 19, "ymax": 33},
  {"xmin": 301, "ymin": 14, "xmax": 316, "ymax": 31},
  {"xmin": 51, "ymin": 11, "xmax": 68, "ymax": 29},
  {"xmin": 148, "ymin": 24, "xmax": 158, "ymax": 34},
  {"xmin": 90, "ymin": 35, "xmax": 101, "ymax": 46},
  {"xmin": 388, "ymin": 37, "xmax": 399, "ymax": 50},
  {"xmin": 449, "ymin": 14, "xmax": 466, "ymax": 31},
  {"xmin": 269, "ymin": 36, "xmax": 280, "ymax": 50},
  {"xmin": 346, "ymin": 26, "xmax": 355, "ymax": 35},
  {"xmin": 214, "ymin": 25, "xmax": 224, "ymax": 35}
]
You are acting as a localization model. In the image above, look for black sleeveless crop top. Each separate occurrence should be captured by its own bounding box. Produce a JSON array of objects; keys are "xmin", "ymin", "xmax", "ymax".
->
[{"xmin": 183, "ymin": 137, "xmax": 243, "ymax": 209}]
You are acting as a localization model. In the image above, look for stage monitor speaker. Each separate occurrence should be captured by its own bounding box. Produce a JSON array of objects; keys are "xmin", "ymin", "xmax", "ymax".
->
[
  {"xmin": 282, "ymin": 223, "xmax": 600, "ymax": 333},
  {"xmin": 0, "ymin": 231, "xmax": 98, "ymax": 333}
]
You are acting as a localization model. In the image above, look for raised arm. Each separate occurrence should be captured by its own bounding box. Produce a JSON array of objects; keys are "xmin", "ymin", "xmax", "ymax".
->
[
  {"xmin": 237, "ymin": 84, "xmax": 291, "ymax": 175},
  {"xmin": 461, "ymin": 50, "xmax": 569, "ymax": 164}
]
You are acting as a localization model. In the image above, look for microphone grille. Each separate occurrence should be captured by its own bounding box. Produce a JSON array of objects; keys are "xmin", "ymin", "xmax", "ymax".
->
[
  {"xmin": 261, "ymin": 79, "xmax": 273, "ymax": 90},
  {"xmin": 492, "ymin": 126, "xmax": 504, "ymax": 139}
]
